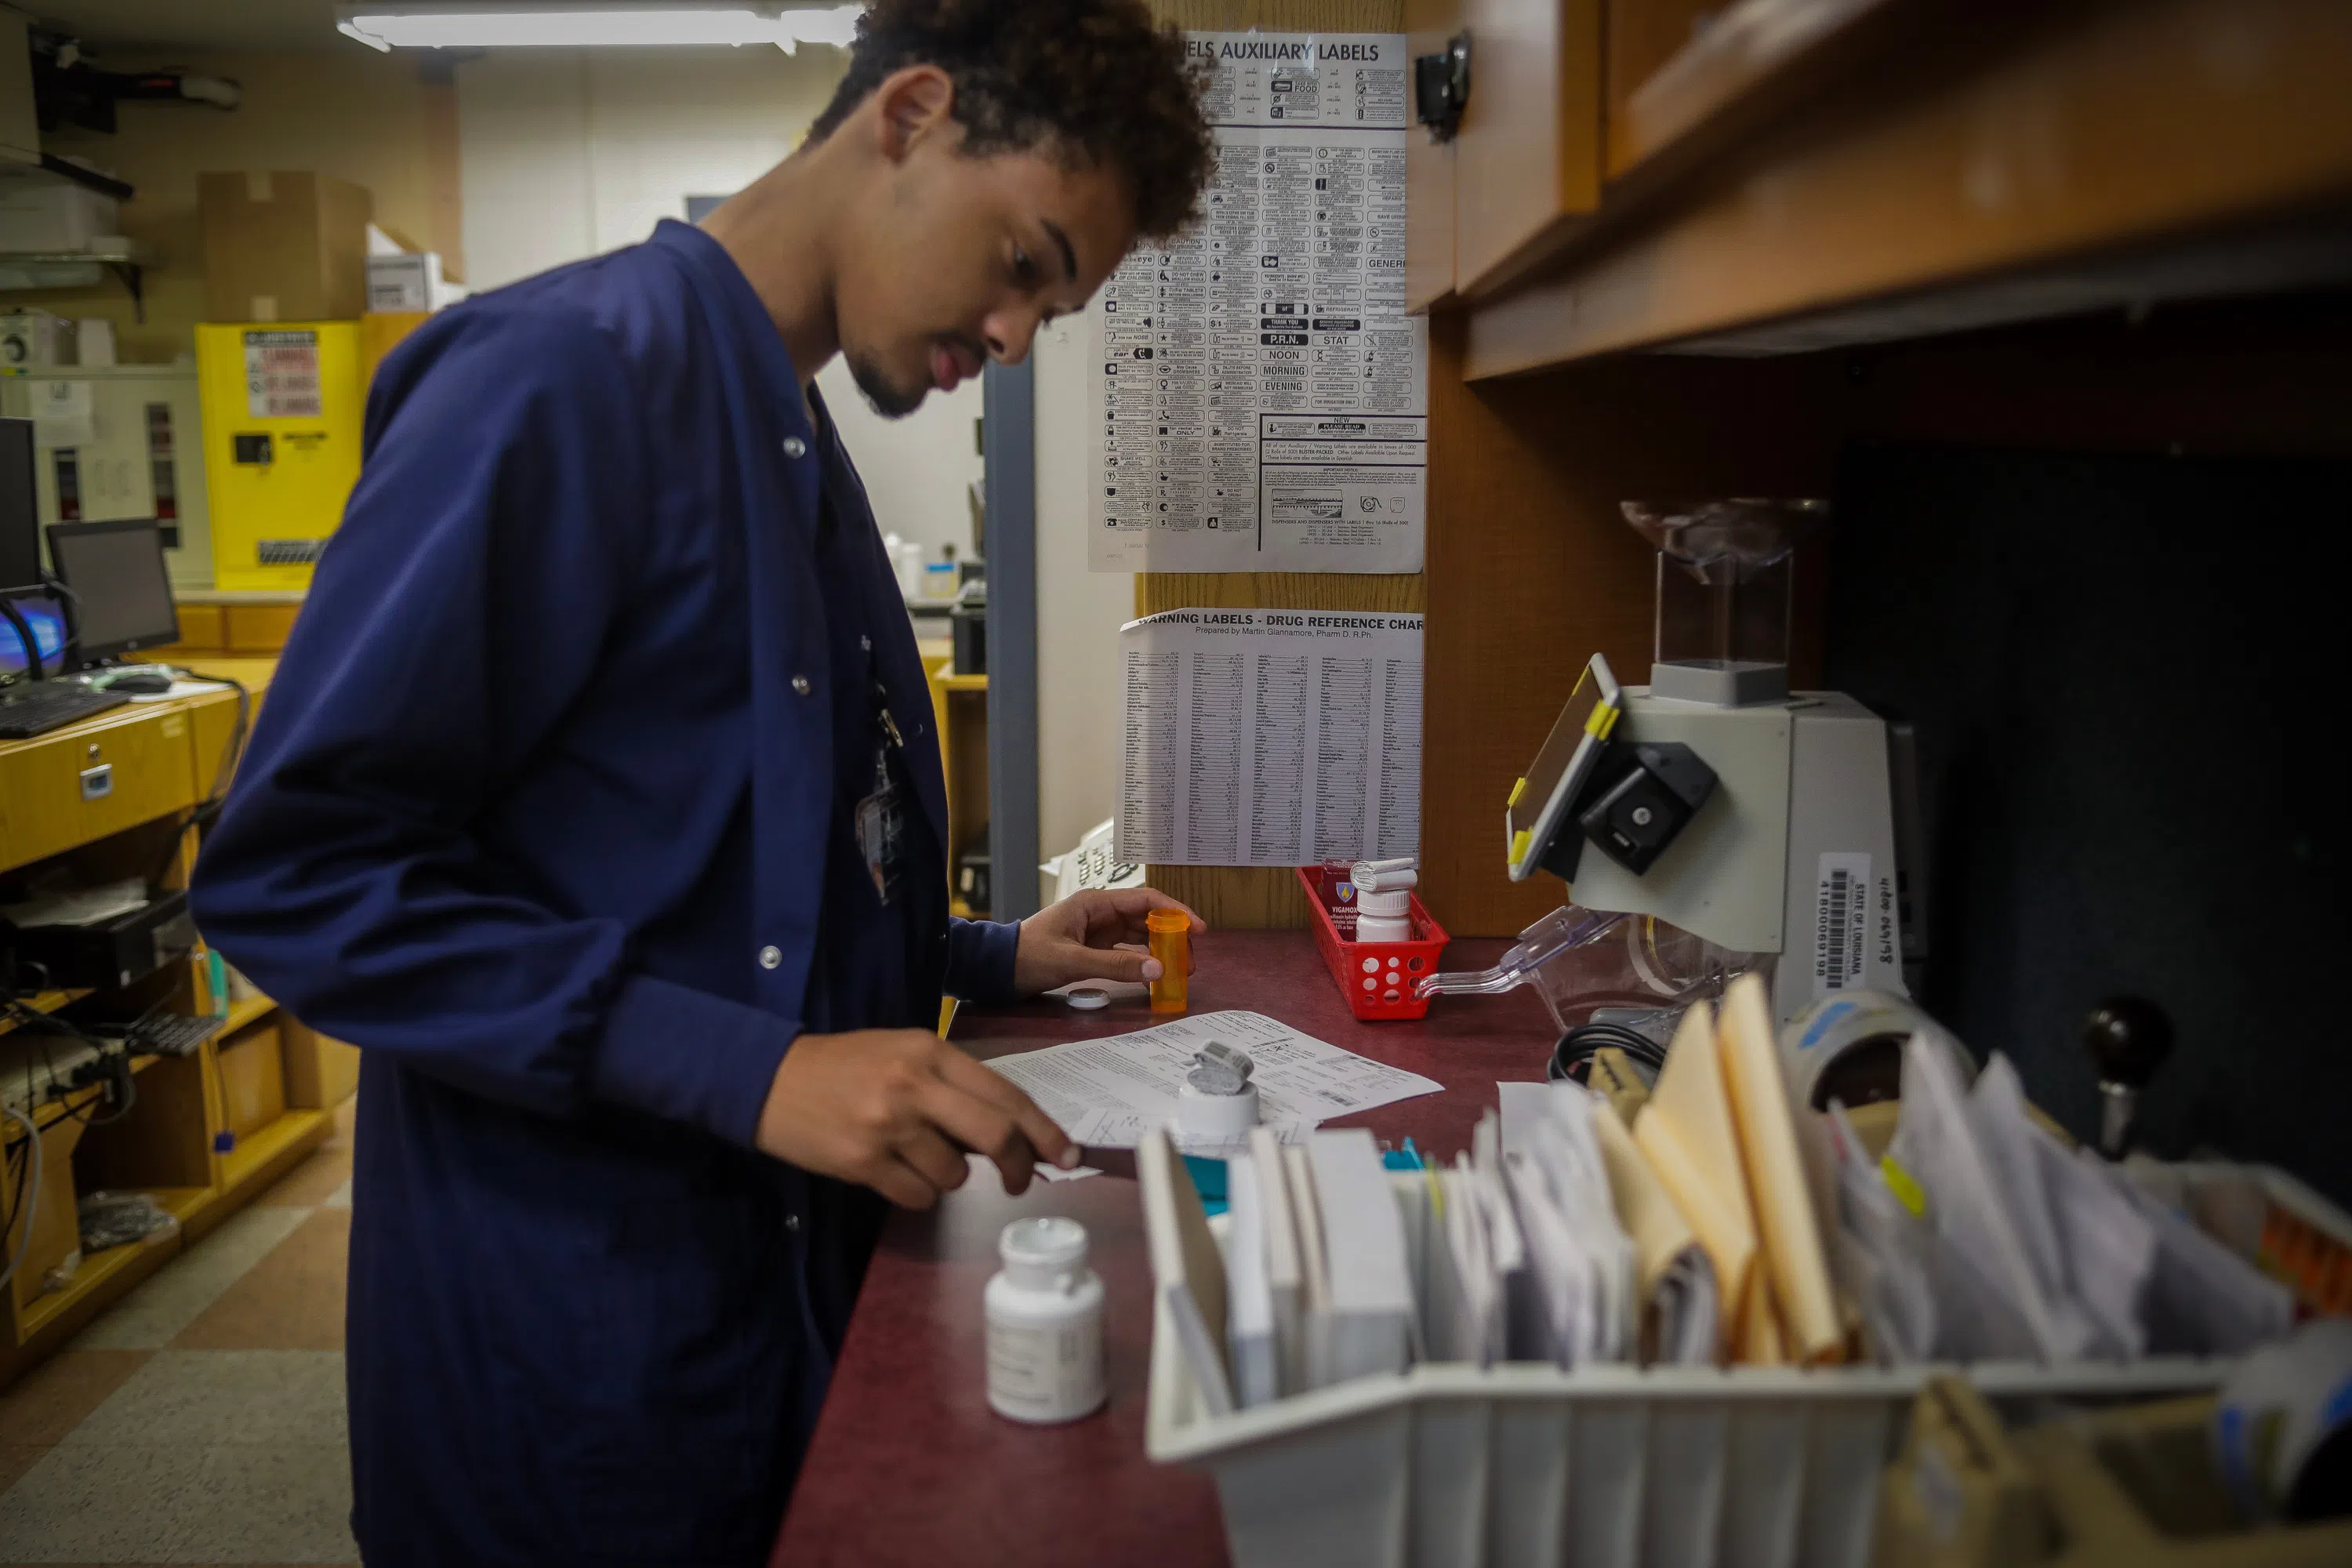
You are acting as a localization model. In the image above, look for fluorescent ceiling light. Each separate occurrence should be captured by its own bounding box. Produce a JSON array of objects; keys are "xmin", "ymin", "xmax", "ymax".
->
[{"xmin": 337, "ymin": 5, "xmax": 865, "ymax": 53}]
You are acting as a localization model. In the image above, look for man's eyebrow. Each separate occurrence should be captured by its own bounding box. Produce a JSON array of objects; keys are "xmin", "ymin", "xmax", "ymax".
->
[{"xmin": 1040, "ymin": 219, "xmax": 1078, "ymax": 283}]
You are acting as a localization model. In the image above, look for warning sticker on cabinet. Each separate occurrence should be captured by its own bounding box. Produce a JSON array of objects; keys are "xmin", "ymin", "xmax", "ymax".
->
[
  {"xmin": 1089, "ymin": 31, "xmax": 1425, "ymax": 575},
  {"xmin": 244, "ymin": 329, "xmax": 321, "ymax": 419}
]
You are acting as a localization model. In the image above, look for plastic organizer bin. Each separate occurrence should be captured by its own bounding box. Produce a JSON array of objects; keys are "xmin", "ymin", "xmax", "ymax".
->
[
  {"xmin": 1301, "ymin": 866, "xmax": 1449, "ymax": 1021},
  {"xmin": 1147, "ymin": 1178, "xmax": 2238, "ymax": 1568}
]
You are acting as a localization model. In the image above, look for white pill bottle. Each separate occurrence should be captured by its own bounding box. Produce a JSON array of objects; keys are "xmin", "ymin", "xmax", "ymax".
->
[{"xmin": 985, "ymin": 1216, "xmax": 1107, "ymax": 1424}]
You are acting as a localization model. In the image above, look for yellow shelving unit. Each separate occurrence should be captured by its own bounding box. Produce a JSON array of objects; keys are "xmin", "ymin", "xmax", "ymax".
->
[{"xmin": 2, "ymin": 658, "xmax": 354, "ymax": 1389}]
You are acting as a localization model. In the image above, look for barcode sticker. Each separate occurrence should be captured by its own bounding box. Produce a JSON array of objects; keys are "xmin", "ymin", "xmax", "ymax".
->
[{"xmin": 1815, "ymin": 851, "xmax": 1871, "ymax": 1000}]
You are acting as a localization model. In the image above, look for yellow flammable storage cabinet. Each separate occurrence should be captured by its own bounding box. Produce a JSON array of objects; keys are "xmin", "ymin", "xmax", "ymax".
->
[{"xmin": 195, "ymin": 320, "xmax": 364, "ymax": 590}]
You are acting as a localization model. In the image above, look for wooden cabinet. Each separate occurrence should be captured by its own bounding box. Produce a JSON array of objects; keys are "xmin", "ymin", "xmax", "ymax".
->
[
  {"xmin": 1404, "ymin": 0, "xmax": 1610, "ymax": 303},
  {"xmin": 1451, "ymin": 0, "xmax": 1604, "ymax": 293},
  {"xmin": 0, "ymin": 705, "xmax": 198, "ymax": 872},
  {"xmin": 1404, "ymin": 0, "xmax": 1462, "ymax": 309},
  {"xmin": 1426, "ymin": 0, "xmax": 2352, "ymax": 379},
  {"xmin": 1603, "ymin": 0, "xmax": 1726, "ymax": 176}
]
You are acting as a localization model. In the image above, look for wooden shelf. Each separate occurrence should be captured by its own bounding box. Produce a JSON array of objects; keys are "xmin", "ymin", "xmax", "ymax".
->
[
  {"xmin": 14, "ymin": 1184, "xmax": 208, "ymax": 1341},
  {"xmin": 218, "ymin": 993, "xmax": 277, "ymax": 1038},
  {"xmin": 1466, "ymin": 0, "xmax": 2352, "ymax": 376},
  {"xmin": 0, "ymin": 988, "xmax": 93, "ymax": 1038},
  {"xmin": 5, "ymin": 1052, "xmax": 166, "ymax": 1138},
  {"xmin": 217, "ymin": 1107, "xmax": 330, "ymax": 1194}
]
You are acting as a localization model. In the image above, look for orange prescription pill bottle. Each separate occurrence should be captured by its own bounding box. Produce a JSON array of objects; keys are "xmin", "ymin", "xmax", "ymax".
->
[{"xmin": 1146, "ymin": 909, "xmax": 1190, "ymax": 1014}]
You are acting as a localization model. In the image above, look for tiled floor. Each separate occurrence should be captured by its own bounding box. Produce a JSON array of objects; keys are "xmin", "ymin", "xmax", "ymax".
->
[{"xmin": 0, "ymin": 1098, "xmax": 359, "ymax": 1566}]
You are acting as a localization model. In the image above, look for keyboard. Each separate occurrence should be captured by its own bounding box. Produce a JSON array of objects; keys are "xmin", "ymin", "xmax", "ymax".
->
[
  {"xmin": 118, "ymin": 1011, "xmax": 223, "ymax": 1058},
  {"xmin": 0, "ymin": 681, "xmax": 130, "ymax": 739}
]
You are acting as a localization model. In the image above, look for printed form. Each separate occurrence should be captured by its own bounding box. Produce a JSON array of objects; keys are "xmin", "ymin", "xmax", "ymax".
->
[
  {"xmin": 987, "ymin": 1010, "xmax": 1443, "ymax": 1153},
  {"xmin": 1090, "ymin": 30, "xmax": 1426, "ymax": 574},
  {"xmin": 1116, "ymin": 607, "xmax": 1421, "ymax": 867}
]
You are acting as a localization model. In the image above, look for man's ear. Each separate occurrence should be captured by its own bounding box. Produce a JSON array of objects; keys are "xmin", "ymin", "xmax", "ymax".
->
[{"xmin": 872, "ymin": 64, "xmax": 956, "ymax": 162}]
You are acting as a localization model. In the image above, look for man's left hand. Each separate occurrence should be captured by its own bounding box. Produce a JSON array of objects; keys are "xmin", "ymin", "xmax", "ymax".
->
[{"xmin": 1011, "ymin": 887, "xmax": 1205, "ymax": 996}]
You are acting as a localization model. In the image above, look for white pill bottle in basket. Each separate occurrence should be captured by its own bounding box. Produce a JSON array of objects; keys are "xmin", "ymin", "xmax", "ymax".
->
[{"xmin": 985, "ymin": 1217, "xmax": 1107, "ymax": 1424}]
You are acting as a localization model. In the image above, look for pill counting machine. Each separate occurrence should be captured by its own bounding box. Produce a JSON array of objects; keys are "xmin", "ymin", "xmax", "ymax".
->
[{"xmin": 1432, "ymin": 499, "xmax": 1914, "ymax": 1028}]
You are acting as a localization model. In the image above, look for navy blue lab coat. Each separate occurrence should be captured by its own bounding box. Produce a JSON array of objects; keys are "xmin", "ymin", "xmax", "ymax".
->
[{"xmin": 190, "ymin": 220, "xmax": 1022, "ymax": 1566}]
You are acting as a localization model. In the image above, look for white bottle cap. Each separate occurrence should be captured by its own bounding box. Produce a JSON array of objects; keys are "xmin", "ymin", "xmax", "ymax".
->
[
  {"xmin": 1356, "ymin": 887, "xmax": 1411, "ymax": 917},
  {"xmin": 1355, "ymin": 913, "xmax": 1414, "ymax": 944},
  {"xmin": 1064, "ymin": 986, "xmax": 1110, "ymax": 1011},
  {"xmin": 1175, "ymin": 1080, "xmax": 1261, "ymax": 1138},
  {"xmin": 1352, "ymin": 857, "xmax": 1419, "ymax": 893},
  {"xmin": 998, "ymin": 1216, "xmax": 1089, "ymax": 1289}
]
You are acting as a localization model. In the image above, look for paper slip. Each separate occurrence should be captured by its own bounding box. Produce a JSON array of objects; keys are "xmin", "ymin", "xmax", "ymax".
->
[{"xmin": 986, "ymin": 1010, "xmax": 1443, "ymax": 1152}]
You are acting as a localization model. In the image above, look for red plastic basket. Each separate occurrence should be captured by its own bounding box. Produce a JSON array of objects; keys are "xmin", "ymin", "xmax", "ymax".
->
[{"xmin": 1298, "ymin": 866, "xmax": 1450, "ymax": 1021}]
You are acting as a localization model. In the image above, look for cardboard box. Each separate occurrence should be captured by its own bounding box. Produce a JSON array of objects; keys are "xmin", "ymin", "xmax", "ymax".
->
[
  {"xmin": 199, "ymin": 171, "xmax": 372, "ymax": 323},
  {"xmin": 217, "ymin": 1022, "xmax": 287, "ymax": 1139},
  {"xmin": 366, "ymin": 251, "xmax": 445, "ymax": 313}
]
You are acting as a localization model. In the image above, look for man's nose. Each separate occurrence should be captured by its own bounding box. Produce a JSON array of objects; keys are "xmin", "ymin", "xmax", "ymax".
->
[{"xmin": 982, "ymin": 305, "xmax": 1047, "ymax": 368}]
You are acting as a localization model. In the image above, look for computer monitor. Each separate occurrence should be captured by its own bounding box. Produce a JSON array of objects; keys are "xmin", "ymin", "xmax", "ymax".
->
[
  {"xmin": 0, "ymin": 591, "xmax": 67, "ymax": 681},
  {"xmin": 46, "ymin": 519, "xmax": 180, "ymax": 665},
  {"xmin": 0, "ymin": 418, "xmax": 40, "ymax": 593}
]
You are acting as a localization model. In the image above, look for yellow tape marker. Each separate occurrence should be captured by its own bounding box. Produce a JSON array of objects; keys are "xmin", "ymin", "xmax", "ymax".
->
[
  {"xmin": 1506, "ymin": 775, "xmax": 1526, "ymax": 808},
  {"xmin": 1509, "ymin": 828, "xmax": 1532, "ymax": 866},
  {"xmin": 1880, "ymin": 1156, "xmax": 1927, "ymax": 1218},
  {"xmin": 1584, "ymin": 702, "xmax": 1621, "ymax": 740}
]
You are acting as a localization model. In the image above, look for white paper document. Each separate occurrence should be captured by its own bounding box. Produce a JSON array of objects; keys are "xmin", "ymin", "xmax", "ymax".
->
[
  {"xmin": 30, "ymin": 377, "xmax": 96, "ymax": 448},
  {"xmin": 985, "ymin": 1009, "xmax": 1443, "ymax": 1152},
  {"xmin": 1116, "ymin": 607, "xmax": 1421, "ymax": 866},
  {"xmin": 1090, "ymin": 31, "xmax": 1426, "ymax": 574}
]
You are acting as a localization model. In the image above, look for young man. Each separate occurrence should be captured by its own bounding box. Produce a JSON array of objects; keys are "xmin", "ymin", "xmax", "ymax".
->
[{"xmin": 189, "ymin": 3, "xmax": 1215, "ymax": 1562}]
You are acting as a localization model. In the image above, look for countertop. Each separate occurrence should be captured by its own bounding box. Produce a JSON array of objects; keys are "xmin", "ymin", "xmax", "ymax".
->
[{"xmin": 771, "ymin": 927, "xmax": 1555, "ymax": 1568}]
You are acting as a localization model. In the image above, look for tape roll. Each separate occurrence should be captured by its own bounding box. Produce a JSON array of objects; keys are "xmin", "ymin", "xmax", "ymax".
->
[{"xmin": 1780, "ymin": 990, "xmax": 1974, "ymax": 1112}]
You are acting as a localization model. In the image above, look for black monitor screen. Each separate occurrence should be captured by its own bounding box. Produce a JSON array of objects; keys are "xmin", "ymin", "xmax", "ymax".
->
[
  {"xmin": 48, "ymin": 520, "xmax": 179, "ymax": 662},
  {"xmin": 0, "ymin": 419, "xmax": 38, "ymax": 593}
]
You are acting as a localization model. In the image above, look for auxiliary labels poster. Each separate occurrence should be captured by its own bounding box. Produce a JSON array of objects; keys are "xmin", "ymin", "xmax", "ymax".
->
[{"xmin": 1089, "ymin": 31, "xmax": 1426, "ymax": 575}]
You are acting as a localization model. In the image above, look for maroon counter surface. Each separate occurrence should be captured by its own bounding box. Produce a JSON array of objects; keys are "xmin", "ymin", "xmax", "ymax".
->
[{"xmin": 771, "ymin": 928, "xmax": 1557, "ymax": 1568}]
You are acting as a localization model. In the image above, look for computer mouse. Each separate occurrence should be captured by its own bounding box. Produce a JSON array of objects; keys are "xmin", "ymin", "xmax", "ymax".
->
[{"xmin": 101, "ymin": 670, "xmax": 174, "ymax": 694}]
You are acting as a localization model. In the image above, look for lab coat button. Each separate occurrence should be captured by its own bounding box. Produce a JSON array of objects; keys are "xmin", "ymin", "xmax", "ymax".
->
[
  {"xmin": 782, "ymin": 436, "xmax": 808, "ymax": 459},
  {"xmin": 758, "ymin": 945, "xmax": 782, "ymax": 970},
  {"xmin": 791, "ymin": 674, "xmax": 811, "ymax": 695}
]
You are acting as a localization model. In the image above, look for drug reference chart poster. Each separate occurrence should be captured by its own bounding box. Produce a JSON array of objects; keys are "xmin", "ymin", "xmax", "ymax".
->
[
  {"xmin": 1116, "ymin": 607, "xmax": 1421, "ymax": 867},
  {"xmin": 1090, "ymin": 31, "xmax": 1426, "ymax": 575}
]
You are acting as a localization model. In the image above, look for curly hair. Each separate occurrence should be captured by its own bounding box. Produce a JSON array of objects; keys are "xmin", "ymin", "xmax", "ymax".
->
[{"xmin": 807, "ymin": 0, "xmax": 1215, "ymax": 240}]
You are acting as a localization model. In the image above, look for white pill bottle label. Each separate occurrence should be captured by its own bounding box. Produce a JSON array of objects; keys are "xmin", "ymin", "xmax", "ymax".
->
[
  {"xmin": 985, "ymin": 1310, "xmax": 1105, "ymax": 1423},
  {"xmin": 985, "ymin": 1216, "xmax": 1108, "ymax": 1425}
]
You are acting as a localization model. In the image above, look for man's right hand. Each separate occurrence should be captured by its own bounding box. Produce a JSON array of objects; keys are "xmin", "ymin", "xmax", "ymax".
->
[{"xmin": 753, "ymin": 1029, "xmax": 1079, "ymax": 1208}]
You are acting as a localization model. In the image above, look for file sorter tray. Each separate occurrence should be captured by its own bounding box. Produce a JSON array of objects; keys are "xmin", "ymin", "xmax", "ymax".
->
[{"xmin": 1146, "ymin": 1181, "xmax": 2238, "ymax": 1568}]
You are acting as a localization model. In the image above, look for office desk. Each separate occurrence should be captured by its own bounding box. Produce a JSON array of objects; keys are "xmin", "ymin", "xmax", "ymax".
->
[{"xmin": 772, "ymin": 928, "xmax": 1556, "ymax": 1568}]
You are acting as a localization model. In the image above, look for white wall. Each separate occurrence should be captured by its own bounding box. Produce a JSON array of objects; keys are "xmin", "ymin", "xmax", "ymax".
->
[
  {"xmin": 453, "ymin": 46, "xmax": 981, "ymax": 561},
  {"xmin": 1033, "ymin": 309, "xmax": 1136, "ymax": 894}
]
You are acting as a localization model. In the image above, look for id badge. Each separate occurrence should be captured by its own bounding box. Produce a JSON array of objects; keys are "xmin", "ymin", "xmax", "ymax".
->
[{"xmin": 855, "ymin": 750, "xmax": 907, "ymax": 904}]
